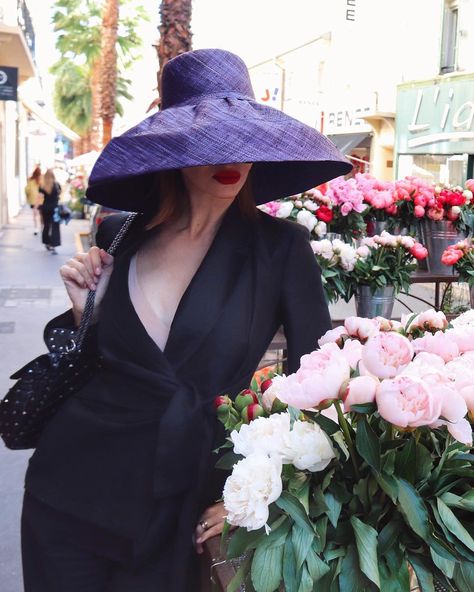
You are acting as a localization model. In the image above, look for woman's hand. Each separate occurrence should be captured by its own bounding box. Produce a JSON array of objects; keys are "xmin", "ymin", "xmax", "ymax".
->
[
  {"xmin": 194, "ymin": 501, "xmax": 233, "ymax": 554},
  {"xmin": 59, "ymin": 247, "xmax": 114, "ymax": 326}
]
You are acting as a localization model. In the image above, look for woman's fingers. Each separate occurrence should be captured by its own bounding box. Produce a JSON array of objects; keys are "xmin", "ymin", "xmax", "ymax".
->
[
  {"xmin": 59, "ymin": 264, "xmax": 89, "ymax": 290},
  {"xmin": 63, "ymin": 258, "xmax": 97, "ymax": 290},
  {"xmin": 88, "ymin": 246, "xmax": 103, "ymax": 275},
  {"xmin": 194, "ymin": 502, "xmax": 229, "ymax": 553}
]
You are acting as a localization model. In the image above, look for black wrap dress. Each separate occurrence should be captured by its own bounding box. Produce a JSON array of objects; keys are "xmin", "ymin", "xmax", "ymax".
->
[{"xmin": 24, "ymin": 203, "xmax": 331, "ymax": 590}]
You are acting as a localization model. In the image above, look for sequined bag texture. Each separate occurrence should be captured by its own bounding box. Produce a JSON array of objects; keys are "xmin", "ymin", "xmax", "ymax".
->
[{"xmin": 0, "ymin": 213, "xmax": 137, "ymax": 450}]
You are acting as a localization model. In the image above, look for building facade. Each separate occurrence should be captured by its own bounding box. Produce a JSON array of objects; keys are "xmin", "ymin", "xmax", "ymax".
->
[
  {"xmin": 0, "ymin": 0, "xmax": 35, "ymax": 225},
  {"xmin": 248, "ymin": 0, "xmax": 474, "ymax": 183},
  {"xmin": 395, "ymin": 0, "xmax": 474, "ymax": 185}
]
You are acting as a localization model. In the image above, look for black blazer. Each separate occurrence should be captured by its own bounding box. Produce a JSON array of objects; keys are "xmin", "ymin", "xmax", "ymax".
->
[{"xmin": 25, "ymin": 202, "xmax": 331, "ymax": 572}]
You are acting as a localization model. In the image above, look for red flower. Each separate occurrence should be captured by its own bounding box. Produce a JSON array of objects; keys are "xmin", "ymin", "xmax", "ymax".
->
[
  {"xmin": 409, "ymin": 243, "xmax": 428, "ymax": 260},
  {"xmin": 316, "ymin": 205, "xmax": 333, "ymax": 223},
  {"xmin": 441, "ymin": 247, "xmax": 464, "ymax": 266},
  {"xmin": 242, "ymin": 403, "xmax": 265, "ymax": 423}
]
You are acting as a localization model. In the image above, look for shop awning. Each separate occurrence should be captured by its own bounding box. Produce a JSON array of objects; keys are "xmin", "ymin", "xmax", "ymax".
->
[
  {"xmin": 327, "ymin": 132, "xmax": 371, "ymax": 154},
  {"xmin": 20, "ymin": 92, "xmax": 80, "ymax": 141},
  {"xmin": 0, "ymin": 23, "xmax": 35, "ymax": 82}
]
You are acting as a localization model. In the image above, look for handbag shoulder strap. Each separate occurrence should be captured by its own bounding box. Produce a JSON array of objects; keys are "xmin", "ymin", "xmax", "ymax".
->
[{"xmin": 74, "ymin": 213, "xmax": 138, "ymax": 350}]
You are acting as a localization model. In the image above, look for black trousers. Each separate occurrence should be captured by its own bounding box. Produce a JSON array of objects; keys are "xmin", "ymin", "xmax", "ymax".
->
[
  {"xmin": 40, "ymin": 210, "xmax": 61, "ymax": 247},
  {"xmin": 21, "ymin": 493, "xmax": 182, "ymax": 592}
]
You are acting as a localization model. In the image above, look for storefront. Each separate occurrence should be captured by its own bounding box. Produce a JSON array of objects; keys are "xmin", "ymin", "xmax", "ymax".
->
[{"xmin": 395, "ymin": 73, "xmax": 474, "ymax": 185}]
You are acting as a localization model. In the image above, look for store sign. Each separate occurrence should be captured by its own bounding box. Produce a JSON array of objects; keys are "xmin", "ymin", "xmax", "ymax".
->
[
  {"xmin": 0, "ymin": 66, "xmax": 18, "ymax": 101},
  {"xmin": 322, "ymin": 104, "xmax": 373, "ymax": 134},
  {"xmin": 396, "ymin": 75, "xmax": 474, "ymax": 154}
]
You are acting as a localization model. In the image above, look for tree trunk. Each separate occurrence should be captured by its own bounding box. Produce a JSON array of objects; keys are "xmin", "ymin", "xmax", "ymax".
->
[
  {"xmin": 101, "ymin": 0, "xmax": 119, "ymax": 145},
  {"xmin": 89, "ymin": 59, "xmax": 102, "ymax": 152},
  {"xmin": 154, "ymin": 0, "xmax": 193, "ymax": 105}
]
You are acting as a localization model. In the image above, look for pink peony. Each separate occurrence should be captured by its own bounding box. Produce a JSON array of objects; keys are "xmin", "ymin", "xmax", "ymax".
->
[
  {"xmin": 447, "ymin": 326, "xmax": 474, "ymax": 353},
  {"xmin": 344, "ymin": 316, "xmax": 380, "ymax": 341},
  {"xmin": 277, "ymin": 343, "xmax": 351, "ymax": 410},
  {"xmin": 343, "ymin": 375, "xmax": 379, "ymax": 412},
  {"xmin": 427, "ymin": 206, "xmax": 445, "ymax": 221},
  {"xmin": 341, "ymin": 338, "xmax": 363, "ymax": 369},
  {"xmin": 410, "ymin": 242, "xmax": 428, "ymax": 260},
  {"xmin": 412, "ymin": 331, "xmax": 459, "ymax": 362},
  {"xmin": 362, "ymin": 332, "xmax": 414, "ymax": 379},
  {"xmin": 441, "ymin": 247, "xmax": 463, "ymax": 266},
  {"xmin": 318, "ymin": 325, "xmax": 348, "ymax": 346},
  {"xmin": 376, "ymin": 375, "xmax": 442, "ymax": 428},
  {"xmin": 414, "ymin": 205, "xmax": 425, "ymax": 218},
  {"xmin": 406, "ymin": 309, "xmax": 448, "ymax": 334}
]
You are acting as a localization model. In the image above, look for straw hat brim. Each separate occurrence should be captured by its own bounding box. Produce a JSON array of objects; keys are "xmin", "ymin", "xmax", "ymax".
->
[{"xmin": 86, "ymin": 97, "xmax": 352, "ymax": 210}]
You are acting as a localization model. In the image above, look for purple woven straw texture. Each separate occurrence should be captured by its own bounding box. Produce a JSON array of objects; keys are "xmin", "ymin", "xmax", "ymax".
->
[{"xmin": 87, "ymin": 49, "xmax": 352, "ymax": 211}]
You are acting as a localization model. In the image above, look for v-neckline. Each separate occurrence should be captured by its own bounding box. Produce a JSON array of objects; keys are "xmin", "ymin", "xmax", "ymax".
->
[{"xmin": 124, "ymin": 203, "xmax": 236, "ymax": 358}]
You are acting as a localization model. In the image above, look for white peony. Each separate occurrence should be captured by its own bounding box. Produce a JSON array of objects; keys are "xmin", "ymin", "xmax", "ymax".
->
[
  {"xmin": 276, "ymin": 201, "xmax": 294, "ymax": 219},
  {"xmin": 313, "ymin": 238, "xmax": 334, "ymax": 260},
  {"xmin": 283, "ymin": 421, "xmax": 336, "ymax": 472},
  {"xmin": 230, "ymin": 412, "xmax": 292, "ymax": 459},
  {"xmin": 314, "ymin": 221, "xmax": 327, "ymax": 238},
  {"xmin": 303, "ymin": 199, "xmax": 318, "ymax": 212},
  {"xmin": 296, "ymin": 209, "xmax": 317, "ymax": 232},
  {"xmin": 338, "ymin": 243, "xmax": 357, "ymax": 271},
  {"xmin": 223, "ymin": 454, "xmax": 283, "ymax": 531}
]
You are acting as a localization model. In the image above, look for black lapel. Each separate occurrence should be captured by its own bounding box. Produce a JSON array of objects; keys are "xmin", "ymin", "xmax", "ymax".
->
[{"xmin": 164, "ymin": 202, "xmax": 253, "ymax": 370}]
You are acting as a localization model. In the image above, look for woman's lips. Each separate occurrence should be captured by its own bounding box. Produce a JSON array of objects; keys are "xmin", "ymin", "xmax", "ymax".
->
[{"xmin": 213, "ymin": 171, "xmax": 241, "ymax": 185}]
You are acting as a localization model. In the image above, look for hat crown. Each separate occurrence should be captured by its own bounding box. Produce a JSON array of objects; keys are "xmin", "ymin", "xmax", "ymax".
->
[{"xmin": 161, "ymin": 49, "xmax": 255, "ymax": 109}]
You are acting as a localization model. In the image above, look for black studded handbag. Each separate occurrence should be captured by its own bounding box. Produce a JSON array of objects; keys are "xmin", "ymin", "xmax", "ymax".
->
[{"xmin": 0, "ymin": 213, "xmax": 137, "ymax": 450}]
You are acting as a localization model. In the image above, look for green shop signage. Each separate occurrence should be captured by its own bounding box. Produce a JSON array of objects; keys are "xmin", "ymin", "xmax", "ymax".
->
[{"xmin": 396, "ymin": 73, "xmax": 474, "ymax": 154}]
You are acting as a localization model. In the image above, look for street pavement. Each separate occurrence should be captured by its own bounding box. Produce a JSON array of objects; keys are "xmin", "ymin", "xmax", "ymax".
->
[{"xmin": 0, "ymin": 208, "xmax": 89, "ymax": 592}]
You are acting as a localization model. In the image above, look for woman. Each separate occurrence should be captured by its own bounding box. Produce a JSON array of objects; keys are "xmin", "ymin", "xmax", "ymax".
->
[
  {"xmin": 21, "ymin": 49, "xmax": 351, "ymax": 591},
  {"xmin": 24, "ymin": 166, "xmax": 42, "ymax": 235},
  {"xmin": 39, "ymin": 169, "xmax": 61, "ymax": 253}
]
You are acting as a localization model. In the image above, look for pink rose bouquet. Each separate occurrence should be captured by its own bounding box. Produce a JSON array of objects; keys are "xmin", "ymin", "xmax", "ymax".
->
[
  {"xmin": 214, "ymin": 308, "xmax": 474, "ymax": 592},
  {"xmin": 442, "ymin": 237, "xmax": 474, "ymax": 287}
]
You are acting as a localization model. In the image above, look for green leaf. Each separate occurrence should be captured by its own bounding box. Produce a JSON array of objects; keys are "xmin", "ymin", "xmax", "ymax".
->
[
  {"xmin": 227, "ymin": 556, "xmax": 252, "ymax": 592},
  {"xmin": 310, "ymin": 486, "xmax": 329, "ymax": 519},
  {"xmin": 430, "ymin": 548, "xmax": 455, "ymax": 579},
  {"xmin": 355, "ymin": 416, "xmax": 381, "ymax": 473},
  {"xmin": 291, "ymin": 524, "xmax": 314, "ymax": 571},
  {"xmin": 215, "ymin": 450, "xmax": 243, "ymax": 470},
  {"xmin": 376, "ymin": 473, "xmax": 398, "ymax": 503},
  {"xmin": 396, "ymin": 477, "xmax": 430, "ymax": 539},
  {"xmin": 313, "ymin": 516, "xmax": 328, "ymax": 553},
  {"xmin": 408, "ymin": 554, "xmax": 434, "ymax": 592},
  {"xmin": 378, "ymin": 555, "xmax": 410, "ymax": 592},
  {"xmin": 437, "ymin": 498, "xmax": 474, "ymax": 552},
  {"xmin": 453, "ymin": 561, "xmax": 474, "ymax": 592},
  {"xmin": 297, "ymin": 564, "xmax": 314, "ymax": 592},
  {"xmin": 395, "ymin": 439, "xmax": 416, "ymax": 484},
  {"xmin": 306, "ymin": 547, "xmax": 330, "ymax": 582},
  {"xmin": 441, "ymin": 490, "xmax": 474, "ymax": 513},
  {"xmin": 339, "ymin": 544, "xmax": 374, "ymax": 592},
  {"xmin": 227, "ymin": 527, "xmax": 265, "ymax": 559},
  {"xmin": 324, "ymin": 491, "xmax": 342, "ymax": 529},
  {"xmin": 415, "ymin": 442, "xmax": 434, "ymax": 483},
  {"xmin": 350, "ymin": 516, "xmax": 380, "ymax": 588},
  {"xmin": 378, "ymin": 520, "xmax": 401, "ymax": 555},
  {"xmin": 259, "ymin": 516, "xmax": 291, "ymax": 550},
  {"xmin": 350, "ymin": 403, "xmax": 376, "ymax": 414},
  {"xmin": 276, "ymin": 492, "xmax": 316, "ymax": 537},
  {"xmin": 312, "ymin": 412, "xmax": 341, "ymax": 436},
  {"xmin": 251, "ymin": 542, "xmax": 284, "ymax": 592},
  {"xmin": 283, "ymin": 532, "xmax": 299, "ymax": 592}
]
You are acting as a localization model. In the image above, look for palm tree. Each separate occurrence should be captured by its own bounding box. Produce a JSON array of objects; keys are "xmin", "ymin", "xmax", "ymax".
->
[
  {"xmin": 52, "ymin": 0, "xmax": 144, "ymax": 150},
  {"xmin": 101, "ymin": 0, "xmax": 119, "ymax": 145},
  {"xmin": 151, "ymin": 0, "xmax": 192, "ymax": 108}
]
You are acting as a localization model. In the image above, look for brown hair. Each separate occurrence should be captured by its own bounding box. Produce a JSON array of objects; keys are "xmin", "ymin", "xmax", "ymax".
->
[
  {"xmin": 30, "ymin": 166, "xmax": 42, "ymax": 182},
  {"xmin": 42, "ymin": 169, "xmax": 56, "ymax": 195},
  {"xmin": 146, "ymin": 169, "xmax": 257, "ymax": 230}
]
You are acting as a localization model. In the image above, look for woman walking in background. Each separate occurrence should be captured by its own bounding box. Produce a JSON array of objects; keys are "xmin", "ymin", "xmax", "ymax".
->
[
  {"xmin": 39, "ymin": 169, "xmax": 61, "ymax": 254},
  {"xmin": 24, "ymin": 166, "xmax": 42, "ymax": 236}
]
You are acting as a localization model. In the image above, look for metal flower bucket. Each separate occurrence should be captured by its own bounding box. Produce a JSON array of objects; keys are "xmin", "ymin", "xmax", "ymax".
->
[
  {"xmin": 355, "ymin": 285, "xmax": 395, "ymax": 318},
  {"xmin": 422, "ymin": 220, "xmax": 465, "ymax": 275}
]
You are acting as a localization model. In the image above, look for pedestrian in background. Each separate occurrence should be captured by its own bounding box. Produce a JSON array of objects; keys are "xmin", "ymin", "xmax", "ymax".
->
[
  {"xmin": 24, "ymin": 166, "xmax": 43, "ymax": 236},
  {"xmin": 39, "ymin": 169, "xmax": 61, "ymax": 254}
]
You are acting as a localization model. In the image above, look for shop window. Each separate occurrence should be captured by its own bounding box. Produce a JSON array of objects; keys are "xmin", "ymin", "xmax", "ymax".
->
[
  {"xmin": 440, "ymin": 0, "xmax": 459, "ymax": 74},
  {"xmin": 398, "ymin": 153, "xmax": 468, "ymax": 186}
]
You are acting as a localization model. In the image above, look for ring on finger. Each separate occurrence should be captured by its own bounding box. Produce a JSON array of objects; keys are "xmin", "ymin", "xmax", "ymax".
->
[{"xmin": 200, "ymin": 520, "xmax": 209, "ymax": 531}]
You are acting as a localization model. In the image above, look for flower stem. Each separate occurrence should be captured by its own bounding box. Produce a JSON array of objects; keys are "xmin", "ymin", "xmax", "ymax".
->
[{"xmin": 334, "ymin": 401, "xmax": 360, "ymax": 479}]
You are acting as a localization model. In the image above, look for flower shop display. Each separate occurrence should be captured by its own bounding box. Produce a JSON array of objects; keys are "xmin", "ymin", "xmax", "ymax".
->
[
  {"xmin": 214, "ymin": 309, "xmax": 474, "ymax": 592},
  {"xmin": 442, "ymin": 239, "xmax": 474, "ymax": 310},
  {"xmin": 393, "ymin": 177, "xmax": 474, "ymax": 274},
  {"xmin": 67, "ymin": 173, "xmax": 88, "ymax": 219},
  {"xmin": 311, "ymin": 232, "xmax": 428, "ymax": 314},
  {"xmin": 347, "ymin": 173, "xmax": 398, "ymax": 235},
  {"xmin": 258, "ymin": 192, "xmax": 329, "ymax": 240}
]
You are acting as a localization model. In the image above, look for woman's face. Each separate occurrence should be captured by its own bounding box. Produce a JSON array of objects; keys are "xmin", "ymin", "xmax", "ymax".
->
[{"xmin": 181, "ymin": 163, "xmax": 252, "ymax": 201}]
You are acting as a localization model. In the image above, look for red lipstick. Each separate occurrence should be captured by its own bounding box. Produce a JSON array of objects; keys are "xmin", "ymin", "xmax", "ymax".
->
[{"xmin": 213, "ymin": 170, "xmax": 241, "ymax": 185}]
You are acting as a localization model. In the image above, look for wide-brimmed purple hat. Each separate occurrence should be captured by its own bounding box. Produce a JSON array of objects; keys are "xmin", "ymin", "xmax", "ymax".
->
[{"xmin": 86, "ymin": 48, "xmax": 352, "ymax": 211}]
